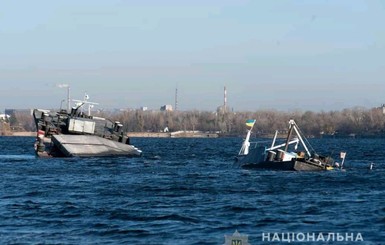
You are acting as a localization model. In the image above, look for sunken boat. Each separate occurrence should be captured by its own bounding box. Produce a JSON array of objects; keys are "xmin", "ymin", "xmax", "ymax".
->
[
  {"xmin": 236, "ymin": 119, "xmax": 335, "ymax": 171},
  {"xmin": 33, "ymin": 95, "xmax": 142, "ymax": 157}
]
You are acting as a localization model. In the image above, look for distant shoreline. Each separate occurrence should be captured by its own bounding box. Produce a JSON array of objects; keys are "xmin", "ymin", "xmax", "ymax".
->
[
  {"xmin": 5, "ymin": 131, "xmax": 219, "ymax": 138},
  {"xmin": 6, "ymin": 132, "xmax": 35, "ymax": 137},
  {"xmin": 4, "ymin": 131, "xmax": 383, "ymax": 138},
  {"xmin": 127, "ymin": 131, "xmax": 219, "ymax": 138}
]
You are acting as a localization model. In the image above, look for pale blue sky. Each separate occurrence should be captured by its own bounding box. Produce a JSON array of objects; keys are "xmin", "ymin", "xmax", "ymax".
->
[{"xmin": 1, "ymin": 0, "xmax": 384, "ymax": 111}]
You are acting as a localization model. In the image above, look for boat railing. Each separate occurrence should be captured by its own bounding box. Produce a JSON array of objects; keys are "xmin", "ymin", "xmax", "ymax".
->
[{"xmin": 248, "ymin": 140, "xmax": 272, "ymax": 149}]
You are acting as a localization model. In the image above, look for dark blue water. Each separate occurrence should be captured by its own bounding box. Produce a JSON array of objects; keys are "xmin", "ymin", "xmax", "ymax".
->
[{"xmin": 0, "ymin": 136, "xmax": 384, "ymax": 244}]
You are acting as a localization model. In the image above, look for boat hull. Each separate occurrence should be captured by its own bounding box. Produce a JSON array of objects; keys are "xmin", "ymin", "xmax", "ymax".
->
[
  {"xmin": 236, "ymin": 146, "xmax": 332, "ymax": 171},
  {"xmin": 33, "ymin": 108, "xmax": 142, "ymax": 158},
  {"xmin": 36, "ymin": 135, "xmax": 142, "ymax": 157},
  {"xmin": 241, "ymin": 159, "xmax": 328, "ymax": 171}
]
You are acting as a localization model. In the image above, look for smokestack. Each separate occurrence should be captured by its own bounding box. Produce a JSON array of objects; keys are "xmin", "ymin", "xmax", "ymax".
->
[
  {"xmin": 175, "ymin": 87, "xmax": 178, "ymax": 111},
  {"xmin": 224, "ymin": 86, "xmax": 227, "ymax": 109}
]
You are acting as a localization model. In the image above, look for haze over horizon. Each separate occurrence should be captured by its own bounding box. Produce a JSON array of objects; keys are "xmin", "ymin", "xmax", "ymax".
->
[{"xmin": 1, "ymin": 0, "xmax": 384, "ymax": 112}]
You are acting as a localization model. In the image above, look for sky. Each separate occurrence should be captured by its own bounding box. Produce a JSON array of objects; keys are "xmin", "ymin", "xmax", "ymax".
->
[{"xmin": 1, "ymin": 0, "xmax": 385, "ymax": 112}]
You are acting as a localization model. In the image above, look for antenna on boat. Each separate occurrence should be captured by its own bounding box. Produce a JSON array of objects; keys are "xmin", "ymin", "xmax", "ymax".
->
[
  {"xmin": 88, "ymin": 104, "xmax": 94, "ymax": 116},
  {"xmin": 72, "ymin": 93, "xmax": 99, "ymax": 116},
  {"xmin": 57, "ymin": 83, "xmax": 71, "ymax": 112}
]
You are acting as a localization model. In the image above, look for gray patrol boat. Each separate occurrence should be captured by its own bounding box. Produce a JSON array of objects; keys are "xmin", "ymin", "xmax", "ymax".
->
[{"xmin": 33, "ymin": 95, "xmax": 142, "ymax": 157}]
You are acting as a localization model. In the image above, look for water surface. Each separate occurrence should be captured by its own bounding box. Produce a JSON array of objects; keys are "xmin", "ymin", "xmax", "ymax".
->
[{"xmin": 0, "ymin": 136, "xmax": 384, "ymax": 244}]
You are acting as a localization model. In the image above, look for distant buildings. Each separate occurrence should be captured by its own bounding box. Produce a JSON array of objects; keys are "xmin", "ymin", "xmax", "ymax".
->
[
  {"xmin": 0, "ymin": 114, "xmax": 10, "ymax": 121},
  {"xmin": 216, "ymin": 105, "xmax": 230, "ymax": 114},
  {"xmin": 1, "ymin": 109, "xmax": 34, "ymax": 133},
  {"xmin": 5, "ymin": 109, "xmax": 33, "ymax": 116},
  {"xmin": 160, "ymin": 105, "xmax": 173, "ymax": 112}
]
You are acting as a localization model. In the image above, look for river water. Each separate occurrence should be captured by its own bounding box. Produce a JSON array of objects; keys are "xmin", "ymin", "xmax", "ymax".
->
[{"xmin": 0, "ymin": 136, "xmax": 384, "ymax": 244}]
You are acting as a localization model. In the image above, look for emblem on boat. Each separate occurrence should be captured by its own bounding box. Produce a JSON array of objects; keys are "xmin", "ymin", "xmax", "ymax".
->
[{"xmin": 223, "ymin": 230, "xmax": 250, "ymax": 245}]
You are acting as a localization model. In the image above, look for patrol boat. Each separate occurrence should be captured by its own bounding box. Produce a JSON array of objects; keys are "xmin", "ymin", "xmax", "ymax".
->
[
  {"xmin": 236, "ymin": 119, "xmax": 335, "ymax": 171},
  {"xmin": 33, "ymin": 95, "xmax": 142, "ymax": 157}
]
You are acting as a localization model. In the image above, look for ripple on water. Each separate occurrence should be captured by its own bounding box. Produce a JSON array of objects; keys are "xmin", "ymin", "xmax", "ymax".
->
[{"xmin": 0, "ymin": 137, "xmax": 384, "ymax": 243}]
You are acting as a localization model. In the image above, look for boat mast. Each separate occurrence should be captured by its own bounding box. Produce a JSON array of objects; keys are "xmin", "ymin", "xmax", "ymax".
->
[
  {"xmin": 67, "ymin": 86, "xmax": 71, "ymax": 112},
  {"xmin": 284, "ymin": 121, "xmax": 295, "ymax": 152},
  {"xmin": 58, "ymin": 84, "xmax": 71, "ymax": 112},
  {"xmin": 239, "ymin": 127, "xmax": 252, "ymax": 155},
  {"xmin": 271, "ymin": 130, "xmax": 278, "ymax": 148},
  {"xmin": 291, "ymin": 120, "xmax": 311, "ymax": 157},
  {"xmin": 239, "ymin": 120, "xmax": 256, "ymax": 155}
]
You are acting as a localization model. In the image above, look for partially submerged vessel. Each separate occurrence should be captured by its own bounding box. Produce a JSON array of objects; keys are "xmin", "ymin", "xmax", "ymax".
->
[
  {"xmin": 33, "ymin": 95, "xmax": 142, "ymax": 157},
  {"xmin": 236, "ymin": 119, "xmax": 335, "ymax": 171}
]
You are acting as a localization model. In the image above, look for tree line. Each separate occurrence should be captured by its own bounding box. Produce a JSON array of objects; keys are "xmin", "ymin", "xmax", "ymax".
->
[{"xmin": 8, "ymin": 106, "xmax": 385, "ymax": 137}]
